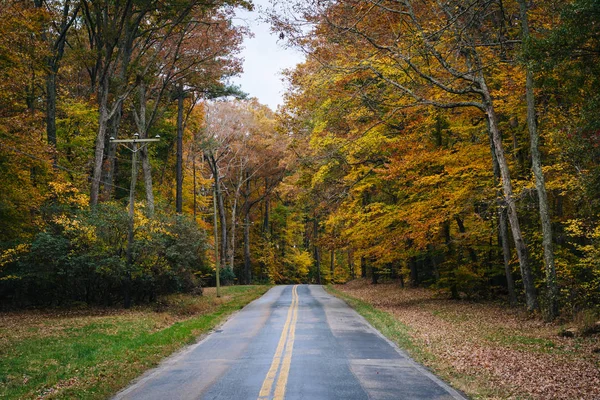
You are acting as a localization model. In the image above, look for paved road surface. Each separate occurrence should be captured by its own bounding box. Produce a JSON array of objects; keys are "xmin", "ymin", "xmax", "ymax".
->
[{"xmin": 114, "ymin": 285, "xmax": 466, "ymax": 400}]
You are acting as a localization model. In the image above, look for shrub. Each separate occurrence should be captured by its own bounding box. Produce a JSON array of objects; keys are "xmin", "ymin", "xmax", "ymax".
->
[{"xmin": 0, "ymin": 200, "xmax": 210, "ymax": 307}]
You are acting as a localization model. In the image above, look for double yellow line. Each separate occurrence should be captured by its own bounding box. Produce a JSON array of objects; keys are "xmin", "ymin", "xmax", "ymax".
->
[{"xmin": 258, "ymin": 285, "xmax": 299, "ymax": 400}]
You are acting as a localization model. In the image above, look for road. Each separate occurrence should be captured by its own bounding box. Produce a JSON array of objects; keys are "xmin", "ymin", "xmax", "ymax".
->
[{"xmin": 114, "ymin": 285, "xmax": 466, "ymax": 400}]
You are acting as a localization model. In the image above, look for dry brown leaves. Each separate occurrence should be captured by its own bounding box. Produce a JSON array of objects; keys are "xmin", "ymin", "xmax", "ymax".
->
[
  {"xmin": 336, "ymin": 280, "xmax": 600, "ymax": 400},
  {"xmin": 36, "ymin": 377, "xmax": 79, "ymax": 399}
]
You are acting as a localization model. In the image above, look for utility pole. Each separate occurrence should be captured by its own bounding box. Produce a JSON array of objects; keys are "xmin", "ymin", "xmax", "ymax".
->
[
  {"xmin": 213, "ymin": 182, "xmax": 221, "ymax": 297},
  {"xmin": 110, "ymin": 133, "xmax": 160, "ymax": 308}
]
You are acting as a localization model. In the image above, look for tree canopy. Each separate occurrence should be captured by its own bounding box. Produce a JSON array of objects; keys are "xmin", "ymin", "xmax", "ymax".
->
[{"xmin": 1, "ymin": 0, "xmax": 599, "ymax": 320}]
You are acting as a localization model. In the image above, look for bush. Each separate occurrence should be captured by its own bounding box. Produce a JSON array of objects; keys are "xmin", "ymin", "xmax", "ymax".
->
[{"xmin": 0, "ymin": 200, "xmax": 210, "ymax": 307}]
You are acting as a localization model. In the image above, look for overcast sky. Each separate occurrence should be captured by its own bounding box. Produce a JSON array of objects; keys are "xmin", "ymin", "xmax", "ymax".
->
[{"xmin": 230, "ymin": 0, "xmax": 305, "ymax": 111}]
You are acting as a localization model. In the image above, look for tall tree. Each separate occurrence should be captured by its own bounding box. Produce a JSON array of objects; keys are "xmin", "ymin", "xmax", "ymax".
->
[
  {"xmin": 34, "ymin": 0, "xmax": 80, "ymax": 153},
  {"xmin": 273, "ymin": 0, "xmax": 539, "ymax": 310},
  {"xmin": 83, "ymin": 0, "xmax": 134, "ymax": 206},
  {"xmin": 517, "ymin": 0, "xmax": 558, "ymax": 319}
]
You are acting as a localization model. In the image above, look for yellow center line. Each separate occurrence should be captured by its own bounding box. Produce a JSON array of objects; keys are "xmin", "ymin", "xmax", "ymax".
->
[
  {"xmin": 258, "ymin": 285, "xmax": 299, "ymax": 400},
  {"xmin": 273, "ymin": 285, "xmax": 298, "ymax": 400}
]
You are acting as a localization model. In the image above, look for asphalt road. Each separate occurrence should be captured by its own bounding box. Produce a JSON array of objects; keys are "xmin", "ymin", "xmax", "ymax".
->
[{"xmin": 114, "ymin": 285, "xmax": 466, "ymax": 400}]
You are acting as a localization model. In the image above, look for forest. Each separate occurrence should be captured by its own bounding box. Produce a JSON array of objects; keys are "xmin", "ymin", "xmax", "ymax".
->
[{"xmin": 1, "ymin": 0, "xmax": 599, "ymax": 324}]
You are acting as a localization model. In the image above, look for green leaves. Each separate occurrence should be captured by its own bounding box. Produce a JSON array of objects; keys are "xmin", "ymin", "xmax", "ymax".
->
[{"xmin": 0, "ymin": 201, "xmax": 209, "ymax": 306}]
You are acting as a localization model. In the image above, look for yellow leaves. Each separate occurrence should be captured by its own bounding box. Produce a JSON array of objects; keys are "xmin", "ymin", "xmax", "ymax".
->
[
  {"xmin": 311, "ymin": 164, "xmax": 332, "ymax": 186},
  {"xmin": 312, "ymin": 119, "xmax": 327, "ymax": 136},
  {"xmin": 298, "ymin": 99, "xmax": 497, "ymax": 262},
  {"xmin": 565, "ymin": 218, "xmax": 600, "ymax": 243},
  {"xmin": 0, "ymin": 244, "xmax": 29, "ymax": 269},
  {"xmin": 565, "ymin": 218, "xmax": 585, "ymax": 238},
  {"xmin": 136, "ymin": 204, "xmax": 171, "ymax": 239},
  {"xmin": 309, "ymin": 128, "xmax": 343, "ymax": 150},
  {"xmin": 542, "ymin": 161, "xmax": 579, "ymax": 194},
  {"xmin": 48, "ymin": 181, "xmax": 89, "ymax": 209},
  {"xmin": 414, "ymin": 172, "xmax": 446, "ymax": 187},
  {"xmin": 284, "ymin": 248, "xmax": 312, "ymax": 279},
  {"xmin": 53, "ymin": 214, "xmax": 97, "ymax": 246}
]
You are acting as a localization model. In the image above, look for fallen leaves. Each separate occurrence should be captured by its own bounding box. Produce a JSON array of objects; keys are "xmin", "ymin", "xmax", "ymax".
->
[{"xmin": 335, "ymin": 280, "xmax": 600, "ymax": 400}]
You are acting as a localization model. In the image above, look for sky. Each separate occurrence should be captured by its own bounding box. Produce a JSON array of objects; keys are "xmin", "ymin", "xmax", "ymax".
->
[{"xmin": 230, "ymin": 0, "xmax": 305, "ymax": 111}]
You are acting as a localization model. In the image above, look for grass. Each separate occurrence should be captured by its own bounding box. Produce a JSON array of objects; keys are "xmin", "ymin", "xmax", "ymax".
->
[
  {"xmin": 0, "ymin": 285, "xmax": 270, "ymax": 400},
  {"xmin": 484, "ymin": 330, "xmax": 559, "ymax": 353},
  {"xmin": 326, "ymin": 285, "xmax": 428, "ymax": 360},
  {"xmin": 327, "ymin": 280, "xmax": 600, "ymax": 400}
]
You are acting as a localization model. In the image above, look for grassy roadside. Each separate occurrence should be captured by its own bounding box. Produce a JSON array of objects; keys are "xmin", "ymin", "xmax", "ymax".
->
[
  {"xmin": 0, "ymin": 285, "xmax": 270, "ymax": 400},
  {"xmin": 326, "ymin": 286, "xmax": 429, "ymax": 361},
  {"xmin": 327, "ymin": 281, "xmax": 600, "ymax": 400},
  {"xmin": 324, "ymin": 286, "xmax": 460, "ymax": 392}
]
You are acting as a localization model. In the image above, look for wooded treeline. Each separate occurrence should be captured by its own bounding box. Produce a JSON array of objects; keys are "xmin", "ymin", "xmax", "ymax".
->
[
  {"xmin": 1, "ymin": 0, "xmax": 600, "ymax": 320},
  {"xmin": 0, "ymin": 0, "xmax": 292, "ymax": 307},
  {"xmin": 262, "ymin": 0, "xmax": 600, "ymax": 320}
]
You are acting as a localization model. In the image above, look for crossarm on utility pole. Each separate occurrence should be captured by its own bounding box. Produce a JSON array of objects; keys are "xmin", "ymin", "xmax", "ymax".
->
[
  {"xmin": 110, "ymin": 138, "xmax": 160, "ymax": 144},
  {"xmin": 109, "ymin": 134, "xmax": 160, "ymax": 308}
]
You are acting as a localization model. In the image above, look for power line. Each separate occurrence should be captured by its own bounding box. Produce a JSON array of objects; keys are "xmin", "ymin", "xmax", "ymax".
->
[{"xmin": 0, "ymin": 141, "xmax": 131, "ymax": 193}]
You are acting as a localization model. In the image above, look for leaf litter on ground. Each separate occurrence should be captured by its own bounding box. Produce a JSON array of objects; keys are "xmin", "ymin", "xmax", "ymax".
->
[{"xmin": 334, "ymin": 279, "xmax": 599, "ymax": 400}]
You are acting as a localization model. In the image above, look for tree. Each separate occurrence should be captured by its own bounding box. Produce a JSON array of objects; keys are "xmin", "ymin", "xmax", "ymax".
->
[
  {"xmin": 273, "ymin": 0, "xmax": 539, "ymax": 310},
  {"xmin": 0, "ymin": 1, "xmax": 52, "ymax": 242},
  {"xmin": 83, "ymin": 0, "xmax": 134, "ymax": 206},
  {"xmin": 0, "ymin": 0, "xmax": 254, "ymax": 306},
  {"xmin": 517, "ymin": 0, "xmax": 558, "ymax": 319},
  {"xmin": 34, "ymin": 0, "xmax": 80, "ymax": 153},
  {"xmin": 201, "ymin": 100, "xmax": 287, "ymax": 281},
  {"xmin": 85, "ymin": 0, "xmax": 238, "ymax": 206},
  {"xmin": 173, "ymin": 8, "xmax": 248, "ymax": 213}
]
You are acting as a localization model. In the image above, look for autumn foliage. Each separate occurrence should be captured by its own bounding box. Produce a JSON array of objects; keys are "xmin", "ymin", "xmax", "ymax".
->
[
  {"xmin": 0, "ymin": 0, "xmax": 254, "ymax": 306},
  {"xmin": 1, "ymin": 0, "xmax": 600, "ymax": 323},
  {"xmin": 267, "ymin": 0, "xmax": 600, "ymax": 319}
]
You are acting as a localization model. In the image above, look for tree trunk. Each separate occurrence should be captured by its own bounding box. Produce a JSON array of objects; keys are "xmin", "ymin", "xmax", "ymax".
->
[
  {"xmin": 361, "ymin": 256, "xmax": 367, "ymax": 278},
  {"xmin": 176, "ymin": 84, "xmax": 184, "ymax": 213},
  {"xmin": 229, "ymin": 194, "xmax": 238, "ymax": 272},
  {"xmin": 348, "ymin": 248, "xmax": 355, "ymax": 279},
  {"xmin": 136, "ymin": 82, "xmax": 155, "ymax": 216},
  {"xmin": 90, "ymin": 76, "xmax": 110, "ymax": 206},
  {"xmin": 443, "ymin": 221, "xmax": 459, "ymax": 299},
  {"xmin": 244, "ymin": 209, "xmax": 251, "ymax": 284},
  {"xmin": 263, "ymin": 182, "xmax": 270, "ymax": 234},
  {"xmin": 313, "ymin": 217, "xmax": 321, "ymax": 284},
  {"xmin": 518, "ymin": 0, "xmax": 558, "ymax": 319},
  {"xmin": 46, "ymin": 70, "xmax": 57, "ymax": 150},
  {"xmin": 430, "ymin": 249, "xmax": 440, "ymax": 282},
  {"xmin": 482, "ymin": 85, "xmax": 538, "ymax": 312},
  {"xmin": 409, "ymin": 257, "xmax": 418, "ymax": 287},
  {"xmin": 206, "ymin": 153, "xmax": 228, "ymax": 274},
  {"xmin": 499, "ymin": 206, "xmax": 518, "ymax": 306},
  {"xmin": 102, "ymin": 20, "xmax": 132, "ymax": 201},
  {"xmin": 41, "ymin": 0, "xmax": 76, "ymax": 156},
  {"xmin": 330, "ymin": 248, "xmax": 335, "ymax": 281},
  {"xmin": 371, "ymin": 264, "xmax": 379, "ymax": 284},
  {"xmin": 217, "ymin": 181, "xmax": 227, "ymax": 271},
  {"xmin": 193, "ymin": 151, "xmax": 197, "ymax": 219},
  {"xmin": 102, "ymin": 108, "xmax": 121, "ymax": 200},
  {"xmin": 455, "ymin": 216, "xmax": 478, "ymax": 263},
  {"xmin": 489, "ymin": 128, "xmax": 518, "ymax": 306}
]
